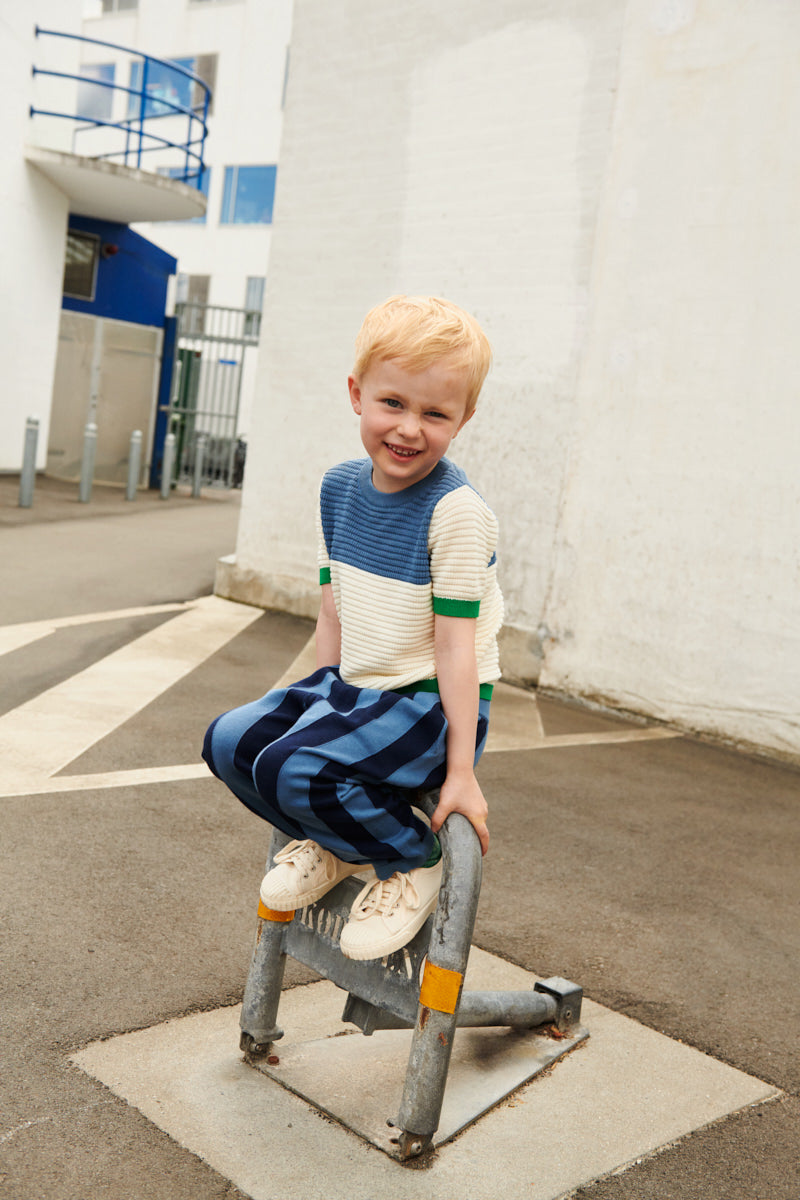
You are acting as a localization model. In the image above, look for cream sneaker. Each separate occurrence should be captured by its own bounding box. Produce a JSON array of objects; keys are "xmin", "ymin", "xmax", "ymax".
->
[
  {"xmin": 339, "ymin": 859, "xmax": 443, "ymax": 960},
  {"xmin": 259, "ymin": 839, "xmax": 363, "ymax": 911}
]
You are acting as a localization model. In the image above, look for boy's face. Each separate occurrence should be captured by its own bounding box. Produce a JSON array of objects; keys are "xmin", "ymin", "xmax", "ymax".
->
[{"xmin": 348, "ymin": 358, "xmax": 473, "ymax": 493}]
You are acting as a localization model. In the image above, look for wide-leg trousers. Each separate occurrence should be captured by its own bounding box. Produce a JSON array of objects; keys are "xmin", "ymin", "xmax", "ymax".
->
[{"xmin": 202, "ymin": 666, "xmax": 491, "ymax": 879}]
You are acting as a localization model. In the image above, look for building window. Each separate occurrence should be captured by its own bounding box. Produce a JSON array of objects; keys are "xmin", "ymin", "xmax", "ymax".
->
[
  {"xmin": 102, "ymin": 0, "xmax": 138, "ymax": 11},
  {"xmin": 77, "ymin": 63, "xmax": 115, "ymax": 122},
  {"xmin": 128, "ymin": 54, "xmax": 216, "ymax": 120},
  {"xmin": 244, "ymin": 276, "xmax": 265, "ymax": 337},
  {"xmin": 63, "ymin": 230, "xmax": 100, "ymax": 301},
  {"xmin": 176, "ymin": 273, "xmax": 210, "ymax": 334},
  {"xmin": 159, "ymin": 166, "xmax": 210, "ymax": 221},
  {"xmin": 220, "ymin": 166, "xmax": 277, "ymax": 225}
]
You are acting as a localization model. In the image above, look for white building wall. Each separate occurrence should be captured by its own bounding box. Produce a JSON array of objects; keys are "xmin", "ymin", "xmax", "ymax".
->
[
  {"xmin": 83, "ymin": 0, "xmax": 293, "ymax": 311},
  {"xmin": 223, "ymin": 0, "xmax": 800, "ymax": 760},
  {"xmin": 231, "ymin": 0, "xmax": 625, "ymax": 626},
  {"xmin": 538, "ymin": 0, "xmax": 800, "ymax": 758},
  {"xmin": 0, "ymin": 1, "xmax": 83, "ymax": 472}
]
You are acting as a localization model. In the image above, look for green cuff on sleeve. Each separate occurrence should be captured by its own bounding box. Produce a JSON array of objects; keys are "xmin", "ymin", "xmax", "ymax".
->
[
  {"xmin": 319, "ymin": 567, "xmax": 331, "ymax": 585},
  {"xmin": 432, "ymin": 595, "xmax": 481, "ymax": 618}
]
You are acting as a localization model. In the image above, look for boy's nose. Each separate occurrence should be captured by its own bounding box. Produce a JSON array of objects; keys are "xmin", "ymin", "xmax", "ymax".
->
[{"xmin": 398, "ymin": 411, "xmax": 421, "ymax": 438}]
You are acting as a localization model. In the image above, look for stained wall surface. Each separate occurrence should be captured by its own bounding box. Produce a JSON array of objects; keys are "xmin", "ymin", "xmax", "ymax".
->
[{"xmin": 226, "ymin": 0, "xmax": 800, "ymax": 759}]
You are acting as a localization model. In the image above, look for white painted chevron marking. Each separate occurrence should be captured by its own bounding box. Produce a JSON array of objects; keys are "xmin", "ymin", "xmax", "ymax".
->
[
  {"xmin": 0, "ymin": 603, "xmax": 191, "ymax": 658},
  {"xmin": 0, "ymin": 595, "xmax": 261, "ymax": 797},
  {"xmin": 5, "ymin": 763, "xmax": 211, "ymax": 797},
  {"xmin": 0, "ymin": 612, "xmax": 679, "ymax": 800}
]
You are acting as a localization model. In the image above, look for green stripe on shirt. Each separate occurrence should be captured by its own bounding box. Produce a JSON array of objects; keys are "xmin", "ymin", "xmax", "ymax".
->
[
  {"xmin": 394, "ymin": 678, "xmax": 494, "ymax": 701},
  {"xmin": 432, "ymin": 596, "xmax": 481, "ymax": 617}
]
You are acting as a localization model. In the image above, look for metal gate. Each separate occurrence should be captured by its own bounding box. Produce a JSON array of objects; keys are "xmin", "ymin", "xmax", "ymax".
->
[{"xmin": 168, "ymin": 302, "xmax": 261, "ymax": 489}]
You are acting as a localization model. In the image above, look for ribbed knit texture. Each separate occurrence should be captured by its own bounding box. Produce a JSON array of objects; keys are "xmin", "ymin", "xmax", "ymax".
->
[{"xmin": 317, "ymin": 458, "xmax": 504, "ymax": 691}]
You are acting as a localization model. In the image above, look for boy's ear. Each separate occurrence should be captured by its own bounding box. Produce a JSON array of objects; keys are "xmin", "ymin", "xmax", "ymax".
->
[
  {"xmin": 455, "ymin": 407, "xmax": 475, "ymax": 436},
  {"xmin": 348, "ymin": 375, "xmax": 362, "ymax": 415}
]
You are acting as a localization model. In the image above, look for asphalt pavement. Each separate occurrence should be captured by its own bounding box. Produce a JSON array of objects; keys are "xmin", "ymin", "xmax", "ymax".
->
[{"xmin": 0, "ymin": 474, "xmax": 797, "ymax": 1199}]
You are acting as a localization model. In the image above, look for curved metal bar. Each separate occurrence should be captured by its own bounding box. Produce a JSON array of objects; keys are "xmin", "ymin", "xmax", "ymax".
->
[
  {"xmin": 35, "ymin": 25, "xmax": 209, "ymax": 91},
  {"xmin": 31, "ymin": 26, "xmax": 210, "ymax": 186},
  {"xmin": 27, "ymin": 107, "xmax": 205, "ymax": 171},
  {"xmin": 33, "ymin": 66, "xmax": 206, "ymax": 127},
  {"xmin": 395, "ymin": 802, "xmax": 482, "ymax": 1151}
]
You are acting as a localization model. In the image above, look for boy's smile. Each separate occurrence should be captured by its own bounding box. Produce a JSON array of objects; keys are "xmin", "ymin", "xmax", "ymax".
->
[{"xmin": 348, "ymin": 358, "xmax": 473, "ymax": 493}]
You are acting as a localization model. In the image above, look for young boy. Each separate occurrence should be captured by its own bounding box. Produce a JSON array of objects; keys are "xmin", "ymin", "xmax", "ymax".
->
[{"xmin": 202, "ymin": 295, "xmax": 503, "ymax": 961}]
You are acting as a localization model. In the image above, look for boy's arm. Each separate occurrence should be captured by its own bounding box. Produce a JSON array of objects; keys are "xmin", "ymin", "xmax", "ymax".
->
[
  {"xmin": 316, "ymin": 583, "xmax": 342, "ymax": 668},
  {"xmin": 431, "ymin": 612, "xmax": 489, "ymax": 856}
]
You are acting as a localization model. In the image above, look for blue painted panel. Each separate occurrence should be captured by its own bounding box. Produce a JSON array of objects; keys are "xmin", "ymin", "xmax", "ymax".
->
[{"xmin": 62, "ymin": 216, "xmax": 177, "ymax": 327}]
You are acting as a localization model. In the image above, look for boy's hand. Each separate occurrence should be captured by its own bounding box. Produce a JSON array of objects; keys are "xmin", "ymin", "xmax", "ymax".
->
[{"xmin": 431, "ymin": 768, "xmax": 489, "ymax": 856}]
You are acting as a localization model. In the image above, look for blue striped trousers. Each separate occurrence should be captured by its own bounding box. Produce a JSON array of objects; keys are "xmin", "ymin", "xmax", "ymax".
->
[{"xmin": 202, "ymin": 666, "xmax": 491, "ymax": 879}]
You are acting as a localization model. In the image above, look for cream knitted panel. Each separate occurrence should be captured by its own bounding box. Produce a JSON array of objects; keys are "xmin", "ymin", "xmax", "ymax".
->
[{"xmin": 428, "ymin": 486, "xmax": 499, "ymax": 602}]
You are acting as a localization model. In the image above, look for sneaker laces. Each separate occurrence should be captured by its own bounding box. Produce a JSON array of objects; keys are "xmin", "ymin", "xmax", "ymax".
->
[
  {"xmin": 353, "ymin": 872, "xmax": 420, "ymax": 920},
  {"xmin": 273, "ymin": 839, "xmax": 323, "ymax": 876}
]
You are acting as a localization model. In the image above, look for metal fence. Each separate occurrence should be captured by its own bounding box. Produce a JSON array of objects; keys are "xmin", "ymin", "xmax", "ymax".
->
[{"xmin": 168, "ymin": 303, "xmax": 260, "ymax": 489}]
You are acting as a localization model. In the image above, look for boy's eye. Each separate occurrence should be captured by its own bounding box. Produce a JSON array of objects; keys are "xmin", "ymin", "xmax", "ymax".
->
[
  {"xmin": 383, "ymin": 397, "xmax": 402, "ymax": 408},
  {"xmin": 427, "ymin": 411, "xmax": 446, "ymax": 420}
]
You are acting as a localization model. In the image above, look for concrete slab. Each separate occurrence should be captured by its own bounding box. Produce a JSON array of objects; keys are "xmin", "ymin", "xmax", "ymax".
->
[
  {"xmin": 251, "ymin": 1009, "xmax": 587, "ymax": 1155},
  {"xmin": 72, "ymin": 949, "xmax": 778, "ymax": 1200}
]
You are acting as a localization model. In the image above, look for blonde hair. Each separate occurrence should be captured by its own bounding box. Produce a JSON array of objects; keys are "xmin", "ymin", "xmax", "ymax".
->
[{"xmin": 353, "ymin": 295, "xmax": 492, "ymax": 415}]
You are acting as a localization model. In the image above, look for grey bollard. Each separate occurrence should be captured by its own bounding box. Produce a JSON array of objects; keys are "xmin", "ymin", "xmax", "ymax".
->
[
  {"xmin": 18, "ymin": 416, "xmax": 39, "ymax": 508},
  {"xmin": 125, "ymin": 430, "xmax": 142, "ymax": 501},
  {"xmin": 192, "ymin": 432, "xmax": 207, "ymax": 498},
  {"xmin": 78, "ymin": 421, "xmax": 98, "ymax": 504},
  {"xmin": 160, "ymin": 432, "xmax": 175, "ymax": 500}
]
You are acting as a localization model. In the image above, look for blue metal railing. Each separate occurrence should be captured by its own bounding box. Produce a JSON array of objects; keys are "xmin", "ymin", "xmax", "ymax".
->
[{"xmin": 30, "ymin": 26, "xmax": 210, "ymax": 187}]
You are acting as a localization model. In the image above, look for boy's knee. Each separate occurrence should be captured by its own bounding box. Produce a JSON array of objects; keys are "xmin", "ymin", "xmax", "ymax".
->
[
  {"xmin": 201, "ymin": 715, "xmax": 223, "ymax": 778},
  {"xmin": 202, "ymin": 709, "xmax": 244, "ymax": 780}
]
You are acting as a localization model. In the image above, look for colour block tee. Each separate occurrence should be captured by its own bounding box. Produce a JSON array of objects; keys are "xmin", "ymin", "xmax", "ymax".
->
[{"xmin": 317, "ymin": 457, "xmax": 504, "ymax": 692}]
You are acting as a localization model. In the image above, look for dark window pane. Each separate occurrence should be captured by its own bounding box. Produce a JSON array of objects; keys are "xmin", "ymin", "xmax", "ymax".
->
[{"xmin": 63, "ymin": 231, "xmax": 99, "ymax": 300}]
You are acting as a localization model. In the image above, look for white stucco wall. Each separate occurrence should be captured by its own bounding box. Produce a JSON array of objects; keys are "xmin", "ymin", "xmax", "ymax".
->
[
  {"xmin": 538, "ymin": 0, "xmax": 800, "ymax": 757},
  {"xmin": 231, "ymin": 0, "xmax": 625, "ymax": 630},
  {"xmin": 223, "ymin": 0, "xmax": 800, "ymax": 759},
  {"xmin": 0, "ymin": 2, "xmax": 82, "ymax": 472}
]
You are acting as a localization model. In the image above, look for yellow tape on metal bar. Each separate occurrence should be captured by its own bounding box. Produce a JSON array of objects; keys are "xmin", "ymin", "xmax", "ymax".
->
[
  {"xmin": 257, "ymin": 900, "xmax": 295, "ymax": 922},
  {"xmin": 419, "ymin": 961, "xmax": 463, "ymax": 1014}
]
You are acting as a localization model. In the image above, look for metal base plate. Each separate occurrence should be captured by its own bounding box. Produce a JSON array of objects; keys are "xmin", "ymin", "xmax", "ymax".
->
[{"xmin": 250, "ymin": 1017, "xmax": 588, "ymax": 1158}]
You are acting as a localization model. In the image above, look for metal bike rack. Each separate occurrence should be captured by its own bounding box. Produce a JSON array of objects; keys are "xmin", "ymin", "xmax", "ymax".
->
[{"xmin": 239, "ymin": 791, "xmax": 588, "ymax": 1161}]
